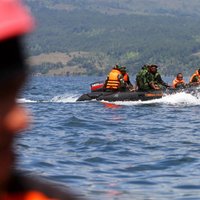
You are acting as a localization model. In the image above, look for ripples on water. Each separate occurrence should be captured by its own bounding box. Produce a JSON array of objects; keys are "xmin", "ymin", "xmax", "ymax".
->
[{"xmin": 16, "ymin": 76, "xmax": 200, "ymax": 200}]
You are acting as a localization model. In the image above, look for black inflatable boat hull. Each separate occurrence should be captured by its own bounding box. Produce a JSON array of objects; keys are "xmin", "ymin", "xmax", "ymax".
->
[{"xmin": 77, "ymin": 90, "xmax": 163, "ymax": 102}]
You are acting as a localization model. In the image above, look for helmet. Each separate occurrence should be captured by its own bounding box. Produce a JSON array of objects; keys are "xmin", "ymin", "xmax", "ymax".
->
[
  {"xmin": 115, "ymin": 64, "xmax": 122, "ymax": 70},
  {"xmin": 0, "ymin": 0, "xmax": 35, "ymax": 41},
  {"xmin": 121, "ymin": 66, "xmax": 127, "ymax": 73}
]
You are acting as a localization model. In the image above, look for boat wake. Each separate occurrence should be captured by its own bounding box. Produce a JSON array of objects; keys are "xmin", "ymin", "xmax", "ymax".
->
[
  {"xmin": 19, "ymin": 90, "xmax": 200, "ymax": 106},
  {"xmin": 51, "ymin": 94, "xmax": 79, "ymax": 103},
  {"xmin": 18, "ymin": 93, "xmax": 79, "ymax": 103},
  {"xmin": 17, "ymin": 98, "xmax": 37, "ymax": 103},
  {"xmin": 101, "ymin": 92, "xmax": 200, "ymax": 106}
]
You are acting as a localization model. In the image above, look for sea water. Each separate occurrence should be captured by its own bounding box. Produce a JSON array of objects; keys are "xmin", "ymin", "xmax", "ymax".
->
[{"xmin": 16, "ymin": 76, "xmax": 200, "ymax": 200}]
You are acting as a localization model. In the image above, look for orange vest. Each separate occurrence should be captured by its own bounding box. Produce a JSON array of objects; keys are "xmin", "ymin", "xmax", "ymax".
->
[
  {"xmin": 123, "ymin": 73, "xmax": 129, "ymax": 82},
  {"xmin": 189, "ymin": 70, "xmax": 200, "ymax": 83},
  {"xmin": 3, "ymin": 191, "xmax": 57, "ymax": 200},
  {"xmin": 172, "ymin": 78, "xmax": 185, "ymax": 88},
  {"xmin": 106, "ymin": 69, "xmax": 122, "ymax": 90}
]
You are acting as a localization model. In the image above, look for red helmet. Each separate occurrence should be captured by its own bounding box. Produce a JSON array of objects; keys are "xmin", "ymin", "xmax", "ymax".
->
[{"xmin": 0, "ymin": 0, "xmax": 35, "ymax": 41}]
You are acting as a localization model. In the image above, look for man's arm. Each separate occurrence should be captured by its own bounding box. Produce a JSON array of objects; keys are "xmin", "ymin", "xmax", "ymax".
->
[
  {"xmin": 126, "ymin": 75, "xmax": 133, "ymax": 87},
  {"xmin": 146, "ymin": 73, "xmax": 160, "ymax": 90},
  {"xmin": 118, "ymin": 74, "xmax": 126, "ymax": 88},
  {"xmin": 156, "ymin": 74, "xmax": 170, "ymax": 87}
]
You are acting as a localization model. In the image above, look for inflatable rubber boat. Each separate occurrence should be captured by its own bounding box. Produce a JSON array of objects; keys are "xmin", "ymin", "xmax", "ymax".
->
[
  {"xmin": 77, "ymin": 81, "xmax": 200, "ymax": 102},
  {"xmin": 77, "ymin": 82, "xmax": 163, "ymax": 102}
]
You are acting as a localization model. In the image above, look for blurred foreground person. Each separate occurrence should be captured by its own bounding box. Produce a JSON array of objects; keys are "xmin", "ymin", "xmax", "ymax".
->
[{"xmin": 0, "ymin": 1, "xmax": 83, "ymax": 199}]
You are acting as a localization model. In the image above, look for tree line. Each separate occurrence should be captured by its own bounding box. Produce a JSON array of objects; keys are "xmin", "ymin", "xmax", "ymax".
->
[{"xmin": 26, "ymin": 1, "xmax": 200, "ymax": 76}]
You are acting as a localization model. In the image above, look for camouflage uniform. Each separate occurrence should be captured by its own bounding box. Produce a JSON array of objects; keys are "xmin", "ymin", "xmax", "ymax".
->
[{"xmin": 137, "ymin": 65, "xmax": 168, "ymax": 91}]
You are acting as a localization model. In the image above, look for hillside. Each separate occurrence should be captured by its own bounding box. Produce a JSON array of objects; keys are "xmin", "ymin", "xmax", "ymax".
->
[
  {"xmin": 26, "ymin": 0, "xmax": 200, "ymax": 17},
  {"xmin": 25, "ymin": 0, "xmax": 200, "ymax": 76}
]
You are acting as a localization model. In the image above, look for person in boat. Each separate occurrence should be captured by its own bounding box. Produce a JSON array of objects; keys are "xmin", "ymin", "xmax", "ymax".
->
[
  {"xmin": 172, "ymin": 73, "xmax": 186, "ymax": 89},
  {"xmin": 104, "ymin": 65, "xmax": 133, "ymax": 91},
  {"xmin": 136, "ymin": 64, "xmax": 170, "ymax": 91},
  {"xmin": 0, "ymin": 1, "xmax": 84, "ymax": 200},
  {"xmin": 189, "ymin": 69, "xmax": 200, "ymax": 86},
  {"xmin": 136, "ymin": 64, "xmax": 149, "ymax": 90},
  {"xmin": 120, "ymin": 66, "xmax": 135, "ymax": 91}
]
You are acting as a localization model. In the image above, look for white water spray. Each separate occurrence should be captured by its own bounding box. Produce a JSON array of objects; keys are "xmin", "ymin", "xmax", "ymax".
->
[{"xmin": 102, "ymin": 92, "xmax": 200, "ymax": 106}]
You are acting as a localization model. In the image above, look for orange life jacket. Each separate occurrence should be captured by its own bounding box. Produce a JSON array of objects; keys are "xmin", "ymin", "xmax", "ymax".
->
[
  {"xmin": 3, "ymin": 191, "xmax": 57, "ymax": 200},
  {"xmin": 172, "ymin": 78, "xmax": 185, "ymax": 88},
  {"xmin": 189, "ymin": 70, "xmax": 200, "ymax": 83},
  {"xmin": 123, "ymin": 73, "xmax": 129, "ymax": 82},
  {"xmin": 106, "ymin": 69, "xmax": 122, "ymax": 90}
]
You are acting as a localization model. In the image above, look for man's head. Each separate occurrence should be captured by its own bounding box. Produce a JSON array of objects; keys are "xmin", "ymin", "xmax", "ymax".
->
[
  {"xmin": 114, "ymin": 64, "xmax": 121, "ymax": 70},
  {"xmin": 148, "ymin": 64, "xmax": 158, "ymax": 74},
  {"xmin": 115, "ymin": 65, "xmax": 127, "ymax": 75},
  {"xmin": 120, "ymin": 66, "xmax": 127, "ymax": 75},
  {"xmin": 0, "ymin": 0, "xmax": 34, "ymax": 189},
  {"xmin": 176, "ymin": 73, "xmax": 183, "ymax": 80},
  {"xmin": 198, "ymin": 69, "xmax": 200, "ymax": 74}
]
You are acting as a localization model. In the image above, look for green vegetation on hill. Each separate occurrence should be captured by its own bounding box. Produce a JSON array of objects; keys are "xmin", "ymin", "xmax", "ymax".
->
[{"xmin": 26, "ymin": 0, "xmax": 200, "ymax": 76}]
